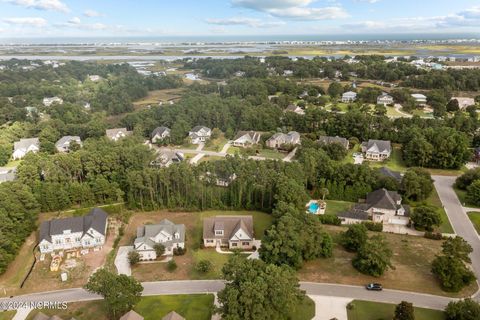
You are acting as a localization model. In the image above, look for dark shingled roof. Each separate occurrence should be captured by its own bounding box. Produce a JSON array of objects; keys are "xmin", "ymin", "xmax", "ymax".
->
[
  {"xmin": 338, "ymin": 209, "xmax": 370, "ymax": 221},
  {"xmin": 317, "ymin": 136, "xmax": 349, "ymax": 149},
  {"xmin": 366, "ymin": 188, "xmax": 401, "ymax": 211},
  {"xmin": 39, "ymin": 208, "xmax": 108, "ymax": 243},
  {"xmin": 151, "ymin": 126, "xmax": 170, "ymax": 138}
]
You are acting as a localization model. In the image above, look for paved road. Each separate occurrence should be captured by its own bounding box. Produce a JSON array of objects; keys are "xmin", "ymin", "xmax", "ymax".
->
[
  {"xmin": 433, "ymin": 175, "xmax": 480, "ymax": 297},
  {"xmin": 0, "ymin": 281, "xmax": 457, "ymax": 311}
]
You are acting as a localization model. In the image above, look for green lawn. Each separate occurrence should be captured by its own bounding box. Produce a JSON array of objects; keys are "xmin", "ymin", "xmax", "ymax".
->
[
  {"xmin": 454, "ymin": 187, "xmax": 480, "ymax": 208},
  {"xmin": 324, "ymin": 200, "xmax": 354, "ymax": 216},
  {"xmin": 256, "ymin": 148, "xmax": 286, "ymax": 160},
  {"xmin": 4, "ymin": 160, "xmax": 21, "ymax": 168},
  {"xmin": 204, "ymin": 135, "xmax": 228, "ymax": 152},
  {"xmin": 0, "ymin": 311, "xmax": 15, "ymax": 320},
  {"xmin": 409, "ymin": 187, "xmax": 454, "ymax": 234},
  {"xmin": 347, "ymin": 300, "xmax": 445, "ymax": 320},
  {"xmin": 386, "ymin": 106, "xmax": 407, "ymax": 117},
  {"xmin": 467, "ymin": 212, "xmax": 480, "ymax": 235},
  {"xmin": 368, "ymin": 146, "xmax": 407, "ymax": 172},
  {"xmin": 135, "ymin": 294, "xmax": 214, "ymax": 320},
  {"xmin": 341, "ymin": 144, "xmax": 360, "ymax": 165},
  {"xmin": 289, "ymin": 296, "xmax": 315, "ymax": 320}
]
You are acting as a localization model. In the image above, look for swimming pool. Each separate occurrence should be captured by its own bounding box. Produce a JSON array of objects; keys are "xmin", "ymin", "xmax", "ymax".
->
[{"xmin": 308, "ymin": 202, "xmax": 319, "ymax": 214}]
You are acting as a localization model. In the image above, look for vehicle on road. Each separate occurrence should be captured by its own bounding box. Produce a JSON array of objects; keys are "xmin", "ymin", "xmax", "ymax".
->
[{"xmin": 366, "ymin": 283, "xmax": 383, "ymax": 291}]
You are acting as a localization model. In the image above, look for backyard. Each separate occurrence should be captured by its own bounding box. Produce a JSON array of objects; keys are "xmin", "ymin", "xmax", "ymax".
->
[
  {"xmin": 299, "ymin": 225, "xmax": 477, "ymax": 298},
  {"xmin": 347, "ymin": 300, "xmax": 446, "ymax": 320}
]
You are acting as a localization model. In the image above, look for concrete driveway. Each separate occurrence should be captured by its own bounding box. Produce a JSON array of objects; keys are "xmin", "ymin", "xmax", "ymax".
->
[
  {"xmin": 115, "ymin": 246, "xmax": 133, "ymax": 276},
  {"xmin": 310, "ymin": 295, "xmax": 350, "ymax": 320}
]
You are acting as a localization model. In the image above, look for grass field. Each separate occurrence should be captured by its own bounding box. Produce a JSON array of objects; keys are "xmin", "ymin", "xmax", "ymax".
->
[
  {"xmin": 467, "ymin": 212, "xmax": 480, "ymax": 235},
  {"xmin": 420, "ymin": 187, "xmax": 454, "ymax": 234},
  {"xmin": 132, "ymin": 88, "xmax": 183, "ymax": 108},
  {"xmin": 368, "ymin": 146, "xmax": 407, "ymax": 172},
  {"xmin": 347, "ymin": 300, "xmax": 446, "ymax": 320},
  {"xmin": 299, "ymin": 225, "xmax": 477, "ymax": 297},
  {"xmin": 256, "ymin": 148, "xmax": 286, "ymax": 160},
  {"xmin": 26, "ymin": 294, "xmax": 214, "ymax": 320},
  {"xmin": 290, "ymin": 296, "xmax": 315, "ymax": 320},
  {"xmin": 324, "ymin": 200, "xmax": 354, "ymax": 216}
]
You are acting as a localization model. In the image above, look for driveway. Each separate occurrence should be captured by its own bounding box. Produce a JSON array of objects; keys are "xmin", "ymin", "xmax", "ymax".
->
[
  {"xmin": 283, "ymin": 147, "xmax": 297, "ymax": 162},
  {"xmin": 114, "ymin": 246, "xmax": 133, "ymax": 276},
  {"xmin": 309, "ymin": 295, "xmax": 349, "ymax": 320},
  {"xmin": 433, "ymin": 175, "xmax": 480, "ymax": 297}
]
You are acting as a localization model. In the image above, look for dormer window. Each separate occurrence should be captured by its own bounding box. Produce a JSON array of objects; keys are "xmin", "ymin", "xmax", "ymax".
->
[
  {"xmin": 175, "ymin": 232, "xmax": 180, "ymax": 239},
  {"xmin": 215, "ymin": 230, "xmax": 224, "ymax": 236}
]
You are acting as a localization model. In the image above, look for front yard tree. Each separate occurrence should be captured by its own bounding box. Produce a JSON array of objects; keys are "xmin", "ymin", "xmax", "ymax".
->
[
  {"xmin": 154, "ymin": 243, "xmax": 165, "ymax": 258},
  {"xmin": 400, "ymin": 168, "xmax": 433, "ymax": 201},
  {"xmin": 442, "ymin": 237, "xmax": 473, "ymax": 263},
  {"xmin": 352, "ymin": 235, "xmax": 393, "ymax": 277},
  {"xmin": 394, "ymin": 301, "xmax": 415, "ymax": 320},
  {"xmin": 218, "ymin": 255, "xmax": 304, "ymax": 320},
  {"xmin": 445, "ymin": 299, "xmax": 480, "ymax": 320},
  {"xmin": 466, "ymin": 180, "xmax": 480, "ymax": 206},
  {"xmin": 431, "ymin": 255, "xmax": 475, "ymax": 292},
  {"xmin": 341, "ymin": 224, "xmax": 368, "ymax": 252},
  {"xmin": 128, "ymin": 251, "xmax": 140, "ymax": 266},
  {"xmin": 410, "ymin": 206, "xmax": 441, "ymax": 231},
  {"xmin": 84, "ymin": 269, "xmax": 143, "ymax": 319}
]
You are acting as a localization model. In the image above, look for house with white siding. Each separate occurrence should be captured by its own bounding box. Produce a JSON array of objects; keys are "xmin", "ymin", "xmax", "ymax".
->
[
  {"xmin": 13, "ymin": 138, "xmax": 40, "ymax": 160},
  {"xmin": 134, "ymin": 219, "xmax": 185, "ymax": 260}
]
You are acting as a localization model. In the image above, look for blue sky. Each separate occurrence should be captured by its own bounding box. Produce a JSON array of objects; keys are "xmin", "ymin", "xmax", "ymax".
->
[{"xmin": 0, "ymin": 0, "xmax": 479, "ymax": 37}]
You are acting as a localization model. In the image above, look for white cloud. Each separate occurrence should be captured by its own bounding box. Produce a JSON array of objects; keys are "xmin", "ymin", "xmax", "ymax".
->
[
  {"xmin": 5, "ymin": 0, "xmax": 69, "ymax": 13},
  {"xmin": 68, "ymin": 17, "xmax": 81, "ymax": 25},
  {"xmin": 83, "ymin": 9, "xmax": 103, "ymax": 18},
  {"xmin": 231, "ymin": 0, "xmax": 348, "ymax": 20},
  {"xmin": 206, "ymin": 17, "xmax": 285, "ymax": 28},
  {"xmin": 3, "ymin": 17, "xmax": 48, "ymax": 27}
]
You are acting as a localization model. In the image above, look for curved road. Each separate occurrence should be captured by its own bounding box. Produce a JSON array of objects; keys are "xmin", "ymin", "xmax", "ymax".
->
[{"xmin": 0, "ymin": 281, "xmax": 456, "ymax": 311}]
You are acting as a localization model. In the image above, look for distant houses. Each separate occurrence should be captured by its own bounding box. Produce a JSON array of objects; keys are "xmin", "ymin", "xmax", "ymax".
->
[
  {"xmin": 151, "ymin": 126, "xmax": 171, "ymax": 143},
  {"xmin": 42, "ymin": 96, "xmax": 63, "ymax": 107},
  {"xmin": 341, "ymin": 91, "xmax": 357, "ymax": 103},
  {"xmin": 377, "ymin": 92, "xmax": 394, "ymax": 106},
  {"xmin": 451, "ymin": 97, "xmax": 475, "ymax": 109},
  {"xmin": 338, "ymin": 189, "xmax": 410, "ymax": 226},
  {"xmin": 106, "ymin": 128, "xmax": 132, "ymax": 141},
  {"xmin": 0, "ymin": 167, "xmax": 16, "ymax": 183},
  {"xmin": 13, "ymin": 137, "xmax": 40, "ymax": 160},
  {"xmin": 266, "ymin": 131, "xmax": 300, "ymax": 149},
  {"xmin": 38, "ymin": 208, "xmax": 108, "ymax": 254},
  {"xmin": 189, "ymin": 126, "xmax": 211, "ymax": 144},
  {"xmin": 411, "ymin": 93, "xmax": 427, "ymax": 106},
  {"xmin": 134, "ymin": 219, "xmax": 185, "ymax": 260},
  {"xmin": 232, "ymin": 131, "xmax": 261, "ymax": 148},
  {"xmin": 361, "ymin": 139, "xmax": 392, "ymax": 161},
  {"xmin": 317, "ymin": 136, "xmax": 349, "ymax": 149},
  {"xmin": 203, "ymin": 215, "xmax": 254, "ymax": 250},
  {"xmin": 55, "ymin": 136, "xmax": 82, "ymax": 153},
  {"xmin": 285, "ymin": 104, "xmax": 305, "ymax": 116},
  {"xmin": 151, "ymin": 149, "xmax": 185, "ymax": 168}
]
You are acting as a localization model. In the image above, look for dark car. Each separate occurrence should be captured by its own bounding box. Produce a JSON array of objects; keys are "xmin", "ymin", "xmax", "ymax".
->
[{"xmin": 366, "ymin": 283, "xmax": 383, "ymax": 291}]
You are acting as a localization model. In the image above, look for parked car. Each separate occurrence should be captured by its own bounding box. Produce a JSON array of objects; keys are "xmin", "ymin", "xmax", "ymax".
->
[{"xmin": 365, "ymin": 283, "xmax": 383, "ymax": 291}]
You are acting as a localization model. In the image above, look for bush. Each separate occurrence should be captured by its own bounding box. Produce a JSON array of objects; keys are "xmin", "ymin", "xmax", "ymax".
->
[
  {"xmin": 128, "ymin": 251, "xmax": 140, "ymax": 266},
  {"xmin": 319, "ymin": 214, "xmax": 341, "ymax": 226},
  {"xmin": 195, "ymin": 260, "xmax": 213, "ymax": 273},
  {"xmin": 362, "ymin": 221, "xmax": 383, "ymax": 232},
  {"xmin": 411, "ymin": 206, "xmax": 441, "ymax": 231},
  {"xmin": 445, "ymin": 299, "xmax": 480, "ymax": 320},
  {"xmin": 424, "ymin": 232, "xmax": 443, "ymax": 240},
  {"xmin": 166, "ymin": 259, "xmax": 177, "ymax": 272},
  {"xmin": 154, "ymin": 243, "xmax": 165, "ymax": 258},
  {"xmin": 173, "ymin": 247, "xmax": 186, "ymax": 256}
]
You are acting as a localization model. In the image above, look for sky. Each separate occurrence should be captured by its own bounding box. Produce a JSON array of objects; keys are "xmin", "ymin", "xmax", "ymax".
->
[{"xmin": 0, "ymin": 0, "xmax": 479, "ymax": 38}]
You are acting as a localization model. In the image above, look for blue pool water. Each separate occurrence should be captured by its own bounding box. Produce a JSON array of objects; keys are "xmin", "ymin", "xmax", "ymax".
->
[{"xmin": 308, "ymin": 203, "xmax": 319, "ymax": 213}]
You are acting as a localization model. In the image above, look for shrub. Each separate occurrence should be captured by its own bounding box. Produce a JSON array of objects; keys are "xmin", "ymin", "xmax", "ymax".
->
[
  {"xmin": 166, "ymin": 259, "xmax": 177, "ymax": 272},
  {"xmin": 319, "ymin": 214, "xmax": 341, "ymax": 226},
  {"xmin": 154, "ymin": 243, "xmax": 165, "ymax": 258},
  {"xmin": 362, "ymin": 221, "xmax": 383, "ymax": 232},
  {"xmin": 173, "ymin": 247, "xmax": 186, "ymax": 256},
  {"xmin": 128, "ymin": 251, "xmax": 140, "ymax": 266},
  {"xmin": 195, "ymin": 260, "xmax": 213, "ymax": 273}
]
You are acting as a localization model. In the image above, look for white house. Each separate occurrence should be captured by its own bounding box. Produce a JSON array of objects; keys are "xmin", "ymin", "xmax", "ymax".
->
[
  {"xmin": 411, "ymin": 94, "xmax": 427, "ymax": 106},
  {"xmin": 451, "ymin": 97, "xmax": 475, "ymax": 109},
  {"xmin": 151, "ymin": 126, "xmax": 171, "ymax": 143},
  {"xmin": 38, "ymin": 208, "xmax": 108, "ymax": 254},
  {"xmin": 232, "ymin": 131, "xmax": 261, "ymax": 148},
  {"xmin": 189, "ymin": 126, "xmax": 212, "ymax": 144},
  {"xmin": 88, "ymin": 75, "xmax": 101, "ymax": 82},
  {"xmin": 134, "ymin": 219, "xmax": 185, "ymax": 260},
  {"xmin": 151, "ymin": 149, "xmax": 185, "ymax": 168},
  {"xmin": 377, "ymin": 93, "xmax": 394, "ymax": 106},
  {"xmin": 13, "ymin": 138, "xmax": 40, "ymax": 160},
  {"xmin": 341, "ymin": 91, "xmax": 357, "ymax": 103},
  {"xmin": 106, "ymin": 128, "xmax": 133, "ymax": 141},
  {"xmin": 361, "ymin": 139, "xmax": 392, "ymax": 161},
  {"xmin": 55, "ymin": 136, "xmax": 82, "ymax": 153},
  {"xmin": 43, "ymin": 97, "xmax": 63, "ymax": 107},
  {"xmin": 203, "ymin": 216, "xmax": 254, "ymax": 250}
]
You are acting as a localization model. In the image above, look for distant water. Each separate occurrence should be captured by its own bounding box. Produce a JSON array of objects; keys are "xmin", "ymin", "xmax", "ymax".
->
[{"xmin": 0, "ymin": 33, "xmax": 479, "ymax": 45}]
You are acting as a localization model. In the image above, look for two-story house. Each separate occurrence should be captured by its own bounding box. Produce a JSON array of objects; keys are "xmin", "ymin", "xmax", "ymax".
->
[
  {"xmin": 361, "ymin": 139, "xmax": 392, "ymax": 161},
  {"xmin": 151, "ymin": 126, "xmax": 171, "ymax": 143},
  {"xmin": 106, "ymin": 128, "xmax": 133, "ymax": 141},
  {"xmin": 38, "ymin": 208, "xmax": 108, "ymax": 254},
  {"xmin": 203, "ymin": 216, "xmax": 254, "ymax": 250},
  {"xmin": 189, "ymin": 126, "xmax": 212, "ymax": 144},
  {"xmin": 341, "ymin": 91, "xmax": 357, "ymax": 103},
  {"xmin": 13, "ymin": 138, "xmax": 40, "ymax": 160},
  {"xmin": 377, "ymin": 92, "xmax": 394, "ymax": 106},
  {"xmin": 134, "ymin": 219, "xmax": 185, "ymax": 260}
]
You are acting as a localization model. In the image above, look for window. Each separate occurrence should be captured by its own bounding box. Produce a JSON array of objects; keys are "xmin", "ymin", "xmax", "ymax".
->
[
  {"xmin": 231, "ymin": 243, "xmax": 238, "ymax": 247},
  {"xmin": 242, "ymin": 242, "xmax": 249, "ymax": 246},
  {"xmin": 206, "ymin": 240, "xmax": 214, "ymax": 243},
  {"xmin": 55, "ymin": 239, "xmax": 62, "ymax": 245},
  {"xmin": 215, "ymin": 230, "xmax": 224, "ymax": 236}
]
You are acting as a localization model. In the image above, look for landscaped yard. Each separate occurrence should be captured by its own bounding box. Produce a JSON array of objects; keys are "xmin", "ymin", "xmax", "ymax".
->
[
  {"xmin": 324, "ymin": 200, "xmax": 354, "ymax": 216},
  {"xmin": 368, "ymin": 146, "xmax": 407, "ymax": 172},
  {"xmin": 204, "ymin": 134, "xmax": 228, "ymax": 152},
  {"xmin": 410, "ymin": 187, "xmax": 454, "ymax": 234},
  {"xmin": 467, "ymin": 212, "xmax": 480, "ymax": 235},
  {"xmin": 299, "ymin": 225, "xmax": 477, "ymax": 298},
  {"xmin": 347, "ymin": 300, "xmax": 446, "ymax": 320},
  {"xmin": 256, "ymin": 148, "xmax": 286, "ymax": 160},
  {"xmin": 26, "ymin": 294, "xmax": 214, "ymax": 320},
  {"xmin": 125, "ymin": 210, "xmax": 274, "ymax": 281}
]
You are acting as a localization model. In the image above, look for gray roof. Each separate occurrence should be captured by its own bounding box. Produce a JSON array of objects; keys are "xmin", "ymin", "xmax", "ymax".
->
[
  {"xmin": 162, "ymin": 311, "xmax": 185, "ymax": 320},
  {"xmin": 106, "ymin": 128, "xmax": 132, "ymax": 139},
  {"xmin": 233, "ymin": 131, "xmax": 261, "ymax": 143},
  {"xmin": 39, "ymin": 208, "xmax": 108, "ymax": 243},
  {"xmin": 203, "ymin": 216, "xmax": 253, "ymax": 241},
  {"xmin": 366, "ymin": 188, "xmax": 401, "ymax": 211},
  {"xmin": 363, "ymin": 139, "xmax": 392, "ymax": 154},
  {"xmin": 317, "ymin": 136, "xmax": 349, "ymax": 149},
  {"xmin": 190, "ymin": 125, "xmax": 210, "ymax": 133},
  {"xmin": 14, "ymin": 138, "xmax": 39, "ymax": 151},
  {"xmin": 0, "ymin": 167, "xmax": 16, "ymax": 183},
  {"xmin": 55, "ymin": 136, "xmax": 81, "ymax": 148},
  {"xmin": 378, "ymin": 167, "xmax": 402, "ymax": 182},
  {"xmin": 267, "ymin": 131, "xmax": 300, "ymax": 145},
  {"xmin": 120, "ymin": 310, "xmax": 144, "ymax": 320},
  {"xmin": 151, "ymin": 149, "xmax": 184, "ymax": 167},
  {"xmin": 338, "ymin": 209, "xmax": 370, "ymax": 221},
  {"xmin": 151, "ymin": 126, "xmax": 170, "ymax": 138},
  {"xmin": 135, "ymin": 219, "xmax": 185, "ymax": 249}
]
